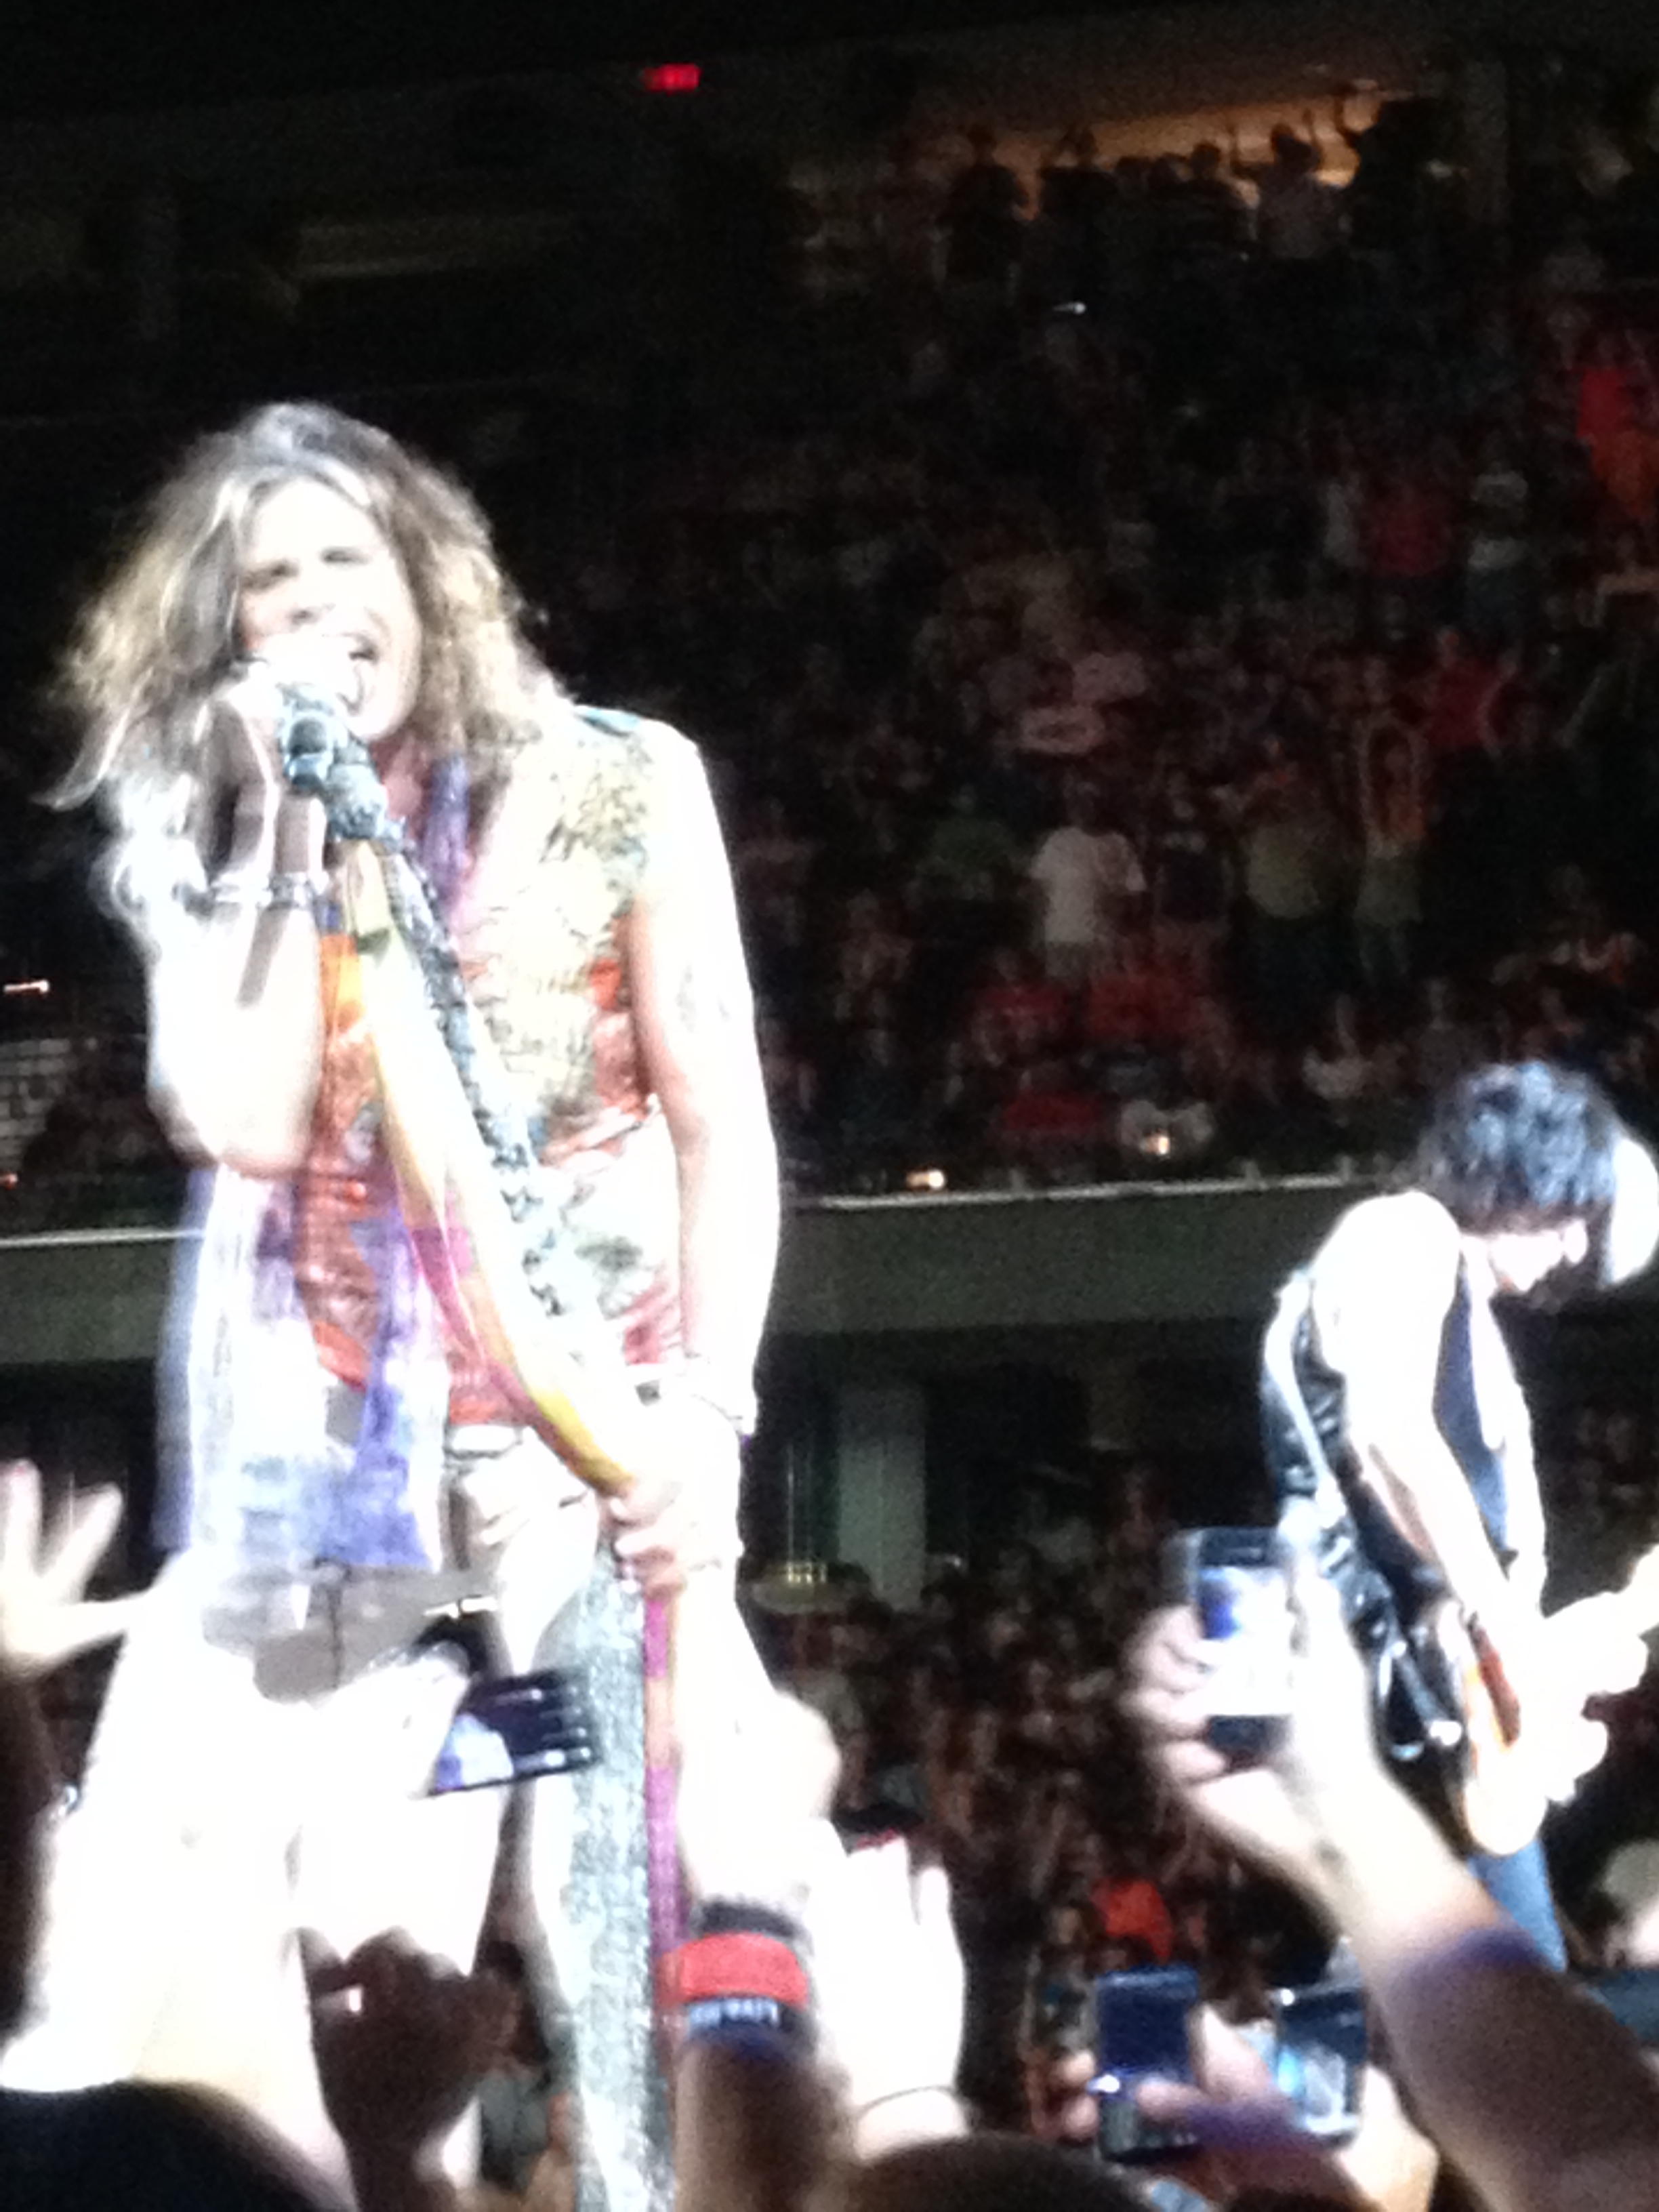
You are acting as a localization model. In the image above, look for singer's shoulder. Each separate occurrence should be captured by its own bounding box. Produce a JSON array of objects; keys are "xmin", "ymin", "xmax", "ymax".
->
[
  {"xmin": 524, "ymin": 684, "xmax": 703, "ymax": 787},
  {"xmin": 495, "ymin": 685, "xmax": 707, "ymax": 861}
]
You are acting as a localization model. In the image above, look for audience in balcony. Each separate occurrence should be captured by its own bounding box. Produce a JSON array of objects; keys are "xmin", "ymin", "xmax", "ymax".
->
[{"xmin": 14, "ymin": 77, "xmax": 1659, "ymax": 1219}]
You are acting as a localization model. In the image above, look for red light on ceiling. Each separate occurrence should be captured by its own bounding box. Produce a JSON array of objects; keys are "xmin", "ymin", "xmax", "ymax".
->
[{"xmin": 640, "ymin": 63, "xmax": 701, "ymax": 94}]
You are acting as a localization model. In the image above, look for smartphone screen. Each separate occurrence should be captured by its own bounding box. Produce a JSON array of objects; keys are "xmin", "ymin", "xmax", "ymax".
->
[
  {"xmin": 1092, "ymin": 1963, "xmax": 1201, "ymax": 2163},
  {"xmin": 1171, "ymin": 1528, "xmax": 1293, "ymax": 1759},
  {"xmin": 427, "ymin": 1666, "xmax": 599, "ymax": 1794},
  {"xmin": 1271, "ymin": 1978, "xmax": 1368, "ymax": 2142}
]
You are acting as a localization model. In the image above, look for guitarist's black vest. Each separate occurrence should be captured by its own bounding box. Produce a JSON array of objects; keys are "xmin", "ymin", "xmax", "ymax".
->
[{"xmin": 1261, "ymin": 1258, "xmax": 1514, "ymax": 1832}]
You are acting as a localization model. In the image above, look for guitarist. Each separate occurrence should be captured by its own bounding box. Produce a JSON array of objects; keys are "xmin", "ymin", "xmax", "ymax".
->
[{"xmin": 1262, "ymin": 1062, "xmax": 1659, "ymax": 1966}]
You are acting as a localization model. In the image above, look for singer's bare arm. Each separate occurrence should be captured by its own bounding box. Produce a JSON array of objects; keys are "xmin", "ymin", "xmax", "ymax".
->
[
  {"xmin": 145, "ymin": 665, "xmax": 327, "ymax": 1179},
  {"xmin": 625, "ymin": 732, "xmax": 779, "ymax": 1411},
  {"xmin": 598, "ymin": 731, "xmax": 779, "ymax": 1598}
]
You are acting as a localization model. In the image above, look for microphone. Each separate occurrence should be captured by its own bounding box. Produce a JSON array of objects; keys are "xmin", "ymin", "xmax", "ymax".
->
[
  {"xmin": 275, "ymin": 680, "xmax": 352, "ymax": 798},
  {"xmin": 274, "ymin": 680, "xmax": 394, "ymax": 844}
]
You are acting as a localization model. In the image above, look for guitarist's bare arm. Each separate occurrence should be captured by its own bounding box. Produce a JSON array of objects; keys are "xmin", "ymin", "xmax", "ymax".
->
[{"xmin": 1310, "ymin": 1193, "xmax": 1538, "ymax": 1661}]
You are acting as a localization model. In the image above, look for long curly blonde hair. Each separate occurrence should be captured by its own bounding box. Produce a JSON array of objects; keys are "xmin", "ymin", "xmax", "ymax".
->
[{"xmin": 56, "ymin": 402, "xmax": 547, "ymax": 945}]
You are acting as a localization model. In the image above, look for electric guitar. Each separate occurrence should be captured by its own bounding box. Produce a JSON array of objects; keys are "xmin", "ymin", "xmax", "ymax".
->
[{"xmin": 1429, "ymin": 1547, "xmax": 1659, "ymax": 1858}]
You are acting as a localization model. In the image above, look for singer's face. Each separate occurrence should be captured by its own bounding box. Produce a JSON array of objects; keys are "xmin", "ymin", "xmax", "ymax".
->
[{"xmin": 237, "ymin": 476, "xmax": 421, "ymax": 743}]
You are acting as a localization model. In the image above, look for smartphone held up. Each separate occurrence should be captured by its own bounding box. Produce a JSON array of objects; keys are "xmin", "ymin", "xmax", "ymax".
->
[
  {"xmin": 1168, "ymin": 1526, "xmax": 1295, "ymax": 1760},
  {"xmin": 409, "ymin": 1607, "xmax": 600, "ymax": 1795},
  {"xmin": 1270, "ymin": 1971, "xmax": 1368, "ymax": 2144},
  {"xmin": 1090, "ymin": 1961, "xmax": 1370, "ymax": 2165},
  {"xmin": 1091, "ymin": 1963, "xmax": 1202, "ymax": 2164},
  {"xmin": 428, "ymin": 1667, "xmax": 600, "ymax": 1794}
]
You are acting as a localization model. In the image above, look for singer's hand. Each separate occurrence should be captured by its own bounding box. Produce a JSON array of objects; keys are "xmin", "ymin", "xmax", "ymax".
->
[
  {"xmin": 213, "ymin": 634, "xmax": 362, "ymax": 803},
  {"xmin": 209, "ymin": 658, "xmax": 286, "ymax": 812}
]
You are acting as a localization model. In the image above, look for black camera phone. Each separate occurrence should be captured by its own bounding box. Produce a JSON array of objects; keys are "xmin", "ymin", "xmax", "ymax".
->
[
  {"xmin": 1168, "ymin": 1526, "xmax": 1294, "ymax": 1759},
  {"xmin": 412, "ymin": 1610, "xmax": 600, "ymax": 1795},
  {"xmin": 1092, "ymin": 1963, "xmax": 1201, "ymax": 2164}
]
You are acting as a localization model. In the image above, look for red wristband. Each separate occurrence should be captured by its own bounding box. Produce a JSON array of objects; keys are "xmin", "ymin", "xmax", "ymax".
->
[{"xmin": 663, "ymin": 1931, "xmax": 811, "ymax": 2013}]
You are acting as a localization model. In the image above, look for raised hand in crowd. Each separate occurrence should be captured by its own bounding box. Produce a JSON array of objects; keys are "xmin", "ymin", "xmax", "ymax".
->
[
  {"xmin": 0, "ymin": 1630, "xmax": 495, "ymax": 2212},
  {"xmin": 673, "ymin": 1599, "xmax": 969, "ymax": 2189},
  {"xmin": 0, "ymin": 1460, "xmax": 148, "ymax": 1676},
  {"xmin": 672, "ymin": 1640, "xmax": 844, "ymax": 2212},
  {"xmin": 1035, "ymin": 2007, "xmax": 1434, "ymax": 2210},
  {"xmin": 1126, "ymin": 1559, "xmax": 1659, "ymax": 2212},
  {"xmin": 806, "ymin": 1838, "xmax": 969, "ymax": 2161},
  {"xmin": 302, "ymin": 1928, "xmax": 512, "ymax": 2212},
  {"xmin": 673, "ymin": 1586, "xmax": 843, "ymax": 1912}
]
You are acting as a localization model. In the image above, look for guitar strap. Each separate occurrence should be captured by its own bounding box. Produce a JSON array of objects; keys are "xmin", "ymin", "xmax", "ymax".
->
[{"xmin": 1261, "ymin": 1273, "xmax": 1469, "ymax": 1797}]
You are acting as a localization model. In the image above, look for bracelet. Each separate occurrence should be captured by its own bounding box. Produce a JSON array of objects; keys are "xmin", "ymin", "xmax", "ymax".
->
[
  {"xmin": 689, "ymin": 1901, "xmax": 808, "ymax": 1947},
  {"xmin": 665, "ymin": 1916, "xmax": 815, "ymax": 2053},
  {"xmin": 201, "ymin": 871, "xmax": 266, "ymax": 911},
  {"xmin": 262, "ymin": 870, "xmax": 328, "ymax": 915},
  {"xmin": 665, "ymin": 1930, "xmax": 813, "ymax": 2018},
  {"xmin": 194, "ymin": 869, "xmax": 327, "ymax": 918},
  {"xmin": 855, "ymin": 2087, "xmax": 964, "ymax": 2119},
  {"xmin": 682, "ymin": 1994, "xmax": 814, "ymax": 2048}
]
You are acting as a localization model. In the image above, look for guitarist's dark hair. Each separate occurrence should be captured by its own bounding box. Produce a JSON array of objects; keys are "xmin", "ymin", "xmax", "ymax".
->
[{"xmin": 1409, "ymin": 1061, "xmax": 1622, "ymax": 1244}]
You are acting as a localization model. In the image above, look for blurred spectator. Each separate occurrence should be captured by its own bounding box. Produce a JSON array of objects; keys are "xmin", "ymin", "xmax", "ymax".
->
[
  {"xmin": 1170, "ymin": 141, "xmax": 1248, "ymax": 269},
  {"xmin": 1031, "ymin": 127, "xmax": 1114, "ymax": 310},
  {"xmin": 1229, "ymin": 119, "xmax": 1343, "ymax": 266},
  {"xmin": 1353, "ymin": 718, "xmax": 1428, "ymax": 1008},
  {"xmin": 994, "ymin": 1054, "xmax": 1107, "ymax": 1187},
  {"xmin": 1410, "ymin": 974, "xmax": 1485, "ymax": 1095},
  {"xmin": 941, "ymin": 128, "xmax": 1027, "ymax": 310},
  {"xmin": 871, "ymin": 135, "xmax": 945, "ymax": 302},
  {"xmin": 1027, "ymin": 787, "xmax": 1145, "ymax": 987},
  {"xmin": 1577, "ymin": 325, "xmax": 1651, "ymax": 495},
  {"xmin": 916, "ymin": 785, "xmax": 1022, "ymax": 913},
  {"xmin": 1462, "ymin": 433, "xmax": 1536, "ymax": 648},
  {"xmin": 1114, "ymin": 1059, "xmax": 1218, "ymax": 1177},
  {"xmin": 1238, "ymin": 762, "xmax": 1344, "ymax": 1041},
  {"xmin": 1144, "ymin": 768, "xmax": 1229, "ymax": 983},
  {"xmin": 1362, "ymin": 461, "xmax": 1455, "ymax": 632},
  {"xmin": 970, "ymin": 943, "xmax": 1071, "ymax": 1062},
  {"xmin": 1300, "ymin": 990, "xmax": 1383, "ymax": 1153}
]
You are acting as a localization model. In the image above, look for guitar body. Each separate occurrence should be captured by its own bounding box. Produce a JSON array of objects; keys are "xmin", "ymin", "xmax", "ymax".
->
[
  {"xmin": 1428, "ymin": 1554, "xmax": 1659, "ymax": 1858},
  {"xmin": 1425, "ymin": 1597, "xmax": 1532, "ymax": 1858}
]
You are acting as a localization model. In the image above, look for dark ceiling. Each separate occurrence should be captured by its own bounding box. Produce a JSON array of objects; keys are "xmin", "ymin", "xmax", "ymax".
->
[{"xmin": 4, "ymin": 1, "xmax": 1202, "ymax": 120}]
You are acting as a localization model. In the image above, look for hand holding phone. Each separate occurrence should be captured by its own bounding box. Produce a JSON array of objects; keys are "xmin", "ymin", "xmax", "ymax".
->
[
  {"xmin": 1121, "ymin": 2000, "xmax": 1389, "ymax": 2201},
  {"xmin": 411, "ymin": 1612, "xmax": 600, "ymax": 1795},
  {"xmin": 1270, "ymin": 1973, "xmax": 1368, "ymax": 2143},
  {"xmin": 1091, "ymin": 1963, "xmax": 1202, "ymax": 2163},
  {"xmin": 426, "ymin": 1666, "xmax": 599, "ymax": 1793},
  {"xmin": 1168, "ymin": 1527, "xmax": 1294, "ymax": 1759}
]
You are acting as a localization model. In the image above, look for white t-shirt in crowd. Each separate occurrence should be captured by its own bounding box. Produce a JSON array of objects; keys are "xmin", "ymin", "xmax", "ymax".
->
[{"xmin": 1030, "ymin": 826, "xmax": 1145, "ymax": 945}]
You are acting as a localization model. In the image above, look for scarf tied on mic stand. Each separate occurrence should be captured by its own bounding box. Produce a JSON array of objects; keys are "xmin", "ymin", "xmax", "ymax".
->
[{"xmin": 285, "ymin": 704, "xmax": 677, "ymax": 2212}]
